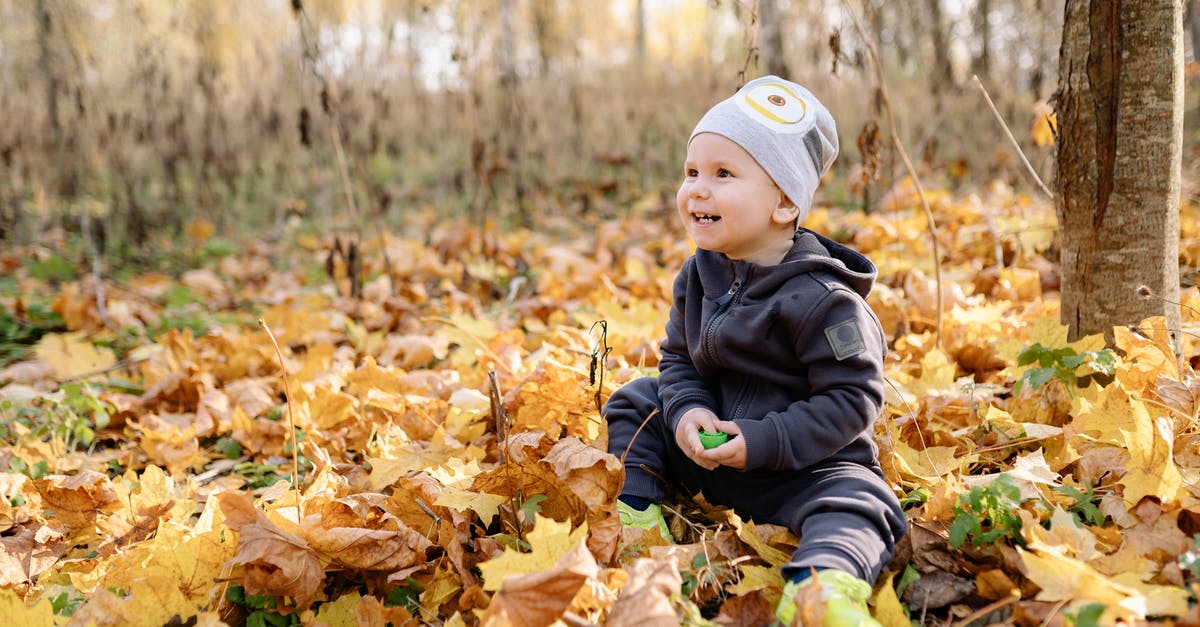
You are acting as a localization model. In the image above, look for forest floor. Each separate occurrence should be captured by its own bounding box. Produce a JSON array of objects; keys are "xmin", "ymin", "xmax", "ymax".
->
[{"xmin": 2, "ymin": 180, "xmax": 1200, "ymax": 625}]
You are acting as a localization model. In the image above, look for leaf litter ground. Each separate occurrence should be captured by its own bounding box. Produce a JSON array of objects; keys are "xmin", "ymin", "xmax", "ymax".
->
[{"xmin": 3, "ymin": 184, "xmax": 1200, "ymax": 625}]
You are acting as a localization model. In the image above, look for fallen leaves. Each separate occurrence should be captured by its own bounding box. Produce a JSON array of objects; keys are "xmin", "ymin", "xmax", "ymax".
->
[{"xmin": 3, "ymin": 186, "xmax": 1200, "ymax": 625}]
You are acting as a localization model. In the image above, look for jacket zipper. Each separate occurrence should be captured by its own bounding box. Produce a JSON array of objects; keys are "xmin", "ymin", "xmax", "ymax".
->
[
  {"xmin": 702, "ymin": 269, "xmax": 749, "ymax": 365},
  {"xmin": 729, "ymin": 375, "xmax": 756, "ymax": 422}
]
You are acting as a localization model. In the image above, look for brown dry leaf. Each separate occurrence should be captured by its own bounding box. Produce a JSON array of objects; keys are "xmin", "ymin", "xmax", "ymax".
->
[
  {"xmin": 540, "ymin": 437, "xmax": 624, "ymax": 563},
  {"xmin": 353, "ymin": 593, "xmax": 415, "ymax": 627},
  {"xmin": 607, "ymin": 556, "xmax": 682, "ymax": 627},
  {"xmin": 230, "ymin": 406, "xmax": 288, "ymax": 457},
  {"xmin": 34, "ymin": 470, "xmax": 122, "ymax": 532},
  {"xmin": 505, "ymin": 358, "xmax": 596, "ymax": 439},
  {"xmin": 0, "ymin": 525, "xmax": 67, "ymax": 587},
  {"xmin": 712, "ymin": 588, "xmax": 777, "ymax": 626},
  {"xmin": 788, "ymin": 575, "xmax": 828, "ymax": 627},
  {"xmin": 1155, "ymin": 370, "xmax": 1200, "ymax": 426},
  {"xmin": 217, "ymin": 492, "xmax": 324, "ymax": 610},
  {"xmin": 479, "ymin": 533, "xmax": 599, "ymax": 626},
  {"xmin": 131, "ymin": 413, "xmax": 205, "ymax": 474},
  {"xmin": 299, "ymin": 494, "xmax": 435, "ymax": 571},
  {"xmin": 377, "ymin": 333, "xmax": 450, "ymax": 369},
  {"xmin": 181, "ymin": 269, "xmax": 232, "ymax": 307},
  {"xmin": 0, "ymin": 359, "xmax": 55, "ymax": 385},
  {"xmin": 224, "ymin": 377, "xmax": 278, "ymax": 420}
]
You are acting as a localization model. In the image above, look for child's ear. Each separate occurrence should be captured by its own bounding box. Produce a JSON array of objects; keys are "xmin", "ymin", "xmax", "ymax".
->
[{"xmin": 772, "ymin": 194, "xmax": 801, "ymax": 225}]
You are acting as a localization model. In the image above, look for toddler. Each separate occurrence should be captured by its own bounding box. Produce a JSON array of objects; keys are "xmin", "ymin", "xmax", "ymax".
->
[{"xmin": 604, "ymin": 75, "xmax": 907, "ymax": 626}]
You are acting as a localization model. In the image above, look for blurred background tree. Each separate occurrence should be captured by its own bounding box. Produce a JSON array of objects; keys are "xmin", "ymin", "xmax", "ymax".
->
[{"xmin": 0, "ymin": 0, "xmax": 1194, "ymax": 267}]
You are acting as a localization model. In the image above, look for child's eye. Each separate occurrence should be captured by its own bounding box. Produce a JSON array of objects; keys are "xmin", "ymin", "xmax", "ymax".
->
[
  {"xmin": 717, "ymin": 168, "xmax": 732, "ymax": 178},
  {"xmin": 685, "ymin": 168, "xmax": 698, "ymax": 178}
]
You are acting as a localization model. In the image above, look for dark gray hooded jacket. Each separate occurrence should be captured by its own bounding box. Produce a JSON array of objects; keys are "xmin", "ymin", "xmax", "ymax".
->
[{"xmin": 658, "ymin": 228, "xmax": 887, "ymax": 472}]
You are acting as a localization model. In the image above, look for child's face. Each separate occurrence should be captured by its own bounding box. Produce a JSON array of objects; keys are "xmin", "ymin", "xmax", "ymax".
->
[{"xmin": 677, "ymin": 133, "xmax": 799, "ymax": 265}]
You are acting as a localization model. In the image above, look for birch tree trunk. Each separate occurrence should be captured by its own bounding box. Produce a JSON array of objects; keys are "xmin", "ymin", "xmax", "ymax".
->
[{"xmin": 1054, "ymin": 0, "xmax": 1184, "ymax": 350}]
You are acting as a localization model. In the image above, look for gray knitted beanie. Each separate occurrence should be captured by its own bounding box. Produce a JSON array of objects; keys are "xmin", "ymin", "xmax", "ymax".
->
[{"xmin": 689, "ymin": 75, "xmax": 838, "ymax": 221}]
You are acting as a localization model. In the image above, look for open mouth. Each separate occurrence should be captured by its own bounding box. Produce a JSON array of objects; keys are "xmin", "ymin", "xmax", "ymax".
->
[{"xmin": 693, "ymin": 213, "xmax": 721, "ymax": 224}]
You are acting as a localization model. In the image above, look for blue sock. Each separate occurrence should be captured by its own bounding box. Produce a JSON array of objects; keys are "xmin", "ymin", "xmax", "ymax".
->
[
  {"xmin": 618, "ymin": 495, "xmax": 654, "ymax": 511},
  {"xmin": 788, "ymin": 566, "xmax": 827, "ymax": 584}
]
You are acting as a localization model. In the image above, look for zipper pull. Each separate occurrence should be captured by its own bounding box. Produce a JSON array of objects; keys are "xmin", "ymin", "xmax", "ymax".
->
[{"xmin": 716, "ymin": 280, "xmax": 742, "ymax": 306}]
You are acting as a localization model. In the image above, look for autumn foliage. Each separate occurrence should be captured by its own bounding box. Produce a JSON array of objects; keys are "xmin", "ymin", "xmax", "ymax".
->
[{"xmin": 3, "ymin": 183, "xmax": 1200, "ymax": 626}]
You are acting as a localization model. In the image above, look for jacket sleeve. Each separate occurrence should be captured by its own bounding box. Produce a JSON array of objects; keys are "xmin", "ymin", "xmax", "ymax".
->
[
  {"xmin": 657, "ymin": 258, "xmax": 719, "ymax": 433},
  {"xmin": 734, "ymin": 287, "xmax": 886, "ymax": 471}
]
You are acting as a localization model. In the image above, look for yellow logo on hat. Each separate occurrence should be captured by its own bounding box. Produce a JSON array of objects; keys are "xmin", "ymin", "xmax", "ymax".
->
[{"xmin": 742, "ymin": 82, "xmax": 808, "ymax": 126}]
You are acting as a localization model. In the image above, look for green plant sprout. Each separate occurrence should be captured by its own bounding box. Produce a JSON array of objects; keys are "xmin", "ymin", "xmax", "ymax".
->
[
  {"xmin": 949, "ymin": 473, "xmax": 1025, "ymax": 549},
  {"xmin": 1014, "ymin": 343, "xmax": 1116, "ymax": 395}
]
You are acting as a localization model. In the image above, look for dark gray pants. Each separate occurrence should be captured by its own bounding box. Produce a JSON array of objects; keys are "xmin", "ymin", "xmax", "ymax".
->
[{"xmin": 605, "ymin": 376, "xmax": 907, "ymax": 583}]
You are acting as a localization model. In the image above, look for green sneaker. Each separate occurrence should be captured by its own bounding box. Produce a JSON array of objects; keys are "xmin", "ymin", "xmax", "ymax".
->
[
  {"xmin": 616, "ymin": 500, "xmax": 672, "ymax": 542},
  {"xmin": 775, "ymin": 569, "xmax": 881, "ymax": 627}
]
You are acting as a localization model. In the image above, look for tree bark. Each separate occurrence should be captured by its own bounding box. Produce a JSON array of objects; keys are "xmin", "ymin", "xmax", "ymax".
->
[
  {"xmin": 926, "ymin": 0, "xmax": 954, "ymax": 93},
  {"xmin": 35, "ymin": 0, "xmax": 64, "ymax": 198},
  {"xmin": 758, "ymin": 0, "xmax": 790, "ymax": 77},
  {"xmin": 1188, "ymin": 0, "xmax": 1200, "ymax": 60},
  {"xmin": 972, "ymin": 0, "xmax": 992, "ymax": 83},
  {"xmin": 634, "ymin": 0, "xmax": 646, "ymax": 62},
  {"xmin": 1054, "ymin": 0, "xmax": 1184, "ymax": 350}
]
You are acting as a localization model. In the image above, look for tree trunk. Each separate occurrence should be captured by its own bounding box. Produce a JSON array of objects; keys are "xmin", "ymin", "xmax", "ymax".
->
[
  {"xmin": 1031, "ymin": 0, "xmax": 1048, "ymax": 96},
  {"xmin": 35, "ymin": 0, "xmax": 64, "ymax": 199},
  {"xmin": 1188, "ymin": 0, "xmax": 1200, "ymax": 60},
  {"xmin": 926, "ymin": 0, "xmax": 954, "ymax": 93},
  {"xmin": 759, "ymin": 0, "xmax": 790, "ymax": 77},
  {"xmin": 1054, "ymin": 0, "xmax": 1184, "ymax": 350},
  {"xmin": 972, "ymin": 0, "xmax": 991, "ymax": 83},
  {"xmin": 634, "ymin": 0, "xmax": 646, "ymax": 62}
]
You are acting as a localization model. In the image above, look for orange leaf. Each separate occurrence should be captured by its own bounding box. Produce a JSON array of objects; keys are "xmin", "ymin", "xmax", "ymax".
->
[{"xmin": 218, "ymin": 492, "xmax": 324, "ymax": 610}]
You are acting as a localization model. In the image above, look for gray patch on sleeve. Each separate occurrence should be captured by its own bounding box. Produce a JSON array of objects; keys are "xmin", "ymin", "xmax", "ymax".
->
[{"xmin": 824, "ymin": 319, "xmax": 866, "ymax": 361}]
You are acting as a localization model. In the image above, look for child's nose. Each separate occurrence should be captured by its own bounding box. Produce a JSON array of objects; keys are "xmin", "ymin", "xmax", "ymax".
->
[{"xmin": 688, "ymin": 179, "xmax": 710, "ymax": 199}]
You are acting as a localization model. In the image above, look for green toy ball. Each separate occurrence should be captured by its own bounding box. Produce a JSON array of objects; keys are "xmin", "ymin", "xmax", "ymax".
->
[{"xmin": 698, "ymin": 431, "xmax": 729, "ymax": 449}]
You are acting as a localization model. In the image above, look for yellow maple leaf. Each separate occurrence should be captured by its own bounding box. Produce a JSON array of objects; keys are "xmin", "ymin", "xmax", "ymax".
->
[
  {"xmin": 0, "ymin": 588, "xmax": 55, "ymax": 627},
  {"xmin": 434, "ymin": 487, "xmax": 506, "ymax": 523},
  {"xmin": 34, "ymin": 331, "xmax": 116, "ymax": 380},
  {"xmin": 436, "ymin": 313, "xmax": 500, "ymax": 371},
  {"xmin": 1109, "ymin": 573, "xmax": 1191, "ymax": 618},
  {"xmin": 871, "ymin": 570, "xmax": 912, "ymax": 627},
  {"xmin": 1066, "ymin": 383, "xmax": 1145, "ymax": 447},
  {"xmin": 890, "ymin": 440, "xmax": 960, "ymax": 485},
  {"xmin": 1023, "ymin": 507, "xmax": 1100, "ymax": 561},
  {"xmin": 427, "ymin": 457, "xmax": 483, "ymax": 488},
  {"xmin": 895, "ymin": 347, "xmax": 958, "ymax": 397},
  {"xmin": 725, "ymin": 513, "xmax": 794, "ymax": 568},
  {"xmin": 1119, "ymin": 414, "xmax": 1184, "ymax": 508},
  {"xmin": 313, "ymin": 591, "xmax": 360, "ymax": 627},
  {"xmin": 93, "ymin": 523, "xmax": 235, "ymax": 625},
  {"xmin": 1114, "ymin": 319, "xmax": 1179, "ymax": 394},
  {"xmin": 726, "ymin": 564, "xmax": 783, "ymax": 598},
  {"xmin": 419, "ymin": 564, "xmax": 463, "ymax": 622},
  {"xmin": 478, "ymin": 514, "xmax": 589, "ymax": 591},
  {"xmin": 1018, "ymin": 548, "xmax": 1135, "ymax": 617}
]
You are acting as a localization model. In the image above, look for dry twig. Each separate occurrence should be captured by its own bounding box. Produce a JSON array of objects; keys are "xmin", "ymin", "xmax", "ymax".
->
[
  {"xmin": 972, "ymin": 75, "xmax": 1054, "ymax": 199},
  {"xmin": 259, "ymin": 318, "xmax": 303, "ymax": 519},
  {"xmin": 842, "ymin": 2, "xmax": 944, "ymax": 348}
]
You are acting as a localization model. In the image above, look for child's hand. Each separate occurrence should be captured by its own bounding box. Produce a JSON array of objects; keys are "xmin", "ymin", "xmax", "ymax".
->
[
  {"xmin": 675, "ymin": 407, "xmax": 721, "ymax": 469},
  {"xmin": 675, "ymin": 408, "xmax": 743, "ymax": 470},
  {"xmin": 696, "ymin": 421, "xmax": 745, "ymax": 469}
]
